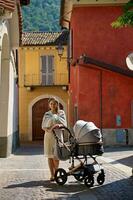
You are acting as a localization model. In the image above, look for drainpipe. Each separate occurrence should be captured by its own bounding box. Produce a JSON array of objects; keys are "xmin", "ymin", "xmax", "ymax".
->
[{"xmin": 100, "ymin": 71, "xmax": 103, "ymax": 136}]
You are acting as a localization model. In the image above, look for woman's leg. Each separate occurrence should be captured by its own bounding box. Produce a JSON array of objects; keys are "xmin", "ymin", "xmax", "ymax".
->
[
  {"xmin": 48, "ymin": 158, "xmax": 55, "ymax": 179},
  {"xmin": 53, "ymin": 159, "xmax": 59, "ymax": 172}
]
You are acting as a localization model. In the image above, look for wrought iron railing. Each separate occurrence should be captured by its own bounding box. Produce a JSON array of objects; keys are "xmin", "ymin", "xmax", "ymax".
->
[
  {"xmin": 24, "ymin": 73, "xmax": 68, "ymax": 86},
  {"xmin": 24, "ymin": 74, "xmax": 41, "ymax": 86}
]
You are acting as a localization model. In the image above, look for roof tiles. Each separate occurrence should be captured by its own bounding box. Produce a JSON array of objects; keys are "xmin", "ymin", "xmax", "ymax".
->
[
  {"xmin": 0, "ymin": 0, "xmax": 15, "ymax": 12},
  {"xmin": 21, "ymin": 31, "xmax": 69, "ymax": 46}
]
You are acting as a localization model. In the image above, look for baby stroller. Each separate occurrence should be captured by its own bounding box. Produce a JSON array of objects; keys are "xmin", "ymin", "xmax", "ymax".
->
[{"xmin": 53, "ymin": 120, "xmax": 105, "ymax": 187}]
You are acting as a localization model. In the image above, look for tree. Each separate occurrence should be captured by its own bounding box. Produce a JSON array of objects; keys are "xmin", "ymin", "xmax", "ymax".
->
[
  {"xmin": 112, "ymin": 0, "xmax": 133, "ymax": 28},
  {"xmin": 22, "ymin": 0, "xmax": 61, "ymax": 32}
]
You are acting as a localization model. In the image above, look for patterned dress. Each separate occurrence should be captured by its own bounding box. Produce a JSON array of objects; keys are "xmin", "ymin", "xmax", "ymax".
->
[{"xmin": 41, "ymin": 110, "xmax": 67, "ymax": 158}]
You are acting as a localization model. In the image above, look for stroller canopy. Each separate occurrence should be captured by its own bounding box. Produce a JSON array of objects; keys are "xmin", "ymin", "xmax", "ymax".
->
[{"xmin": 73, "ymin": 120, "xmax": 102, "ymax": 143}]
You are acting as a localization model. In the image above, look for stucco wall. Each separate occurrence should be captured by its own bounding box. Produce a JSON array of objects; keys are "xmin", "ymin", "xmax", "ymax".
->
[
  {"xmin": 19, "ymin": 87, "xmax": 69, "ymax": 141},
  {"xmin": 102, "ymin": 70, "xmax": 133, "ymax": 128},
  {"xmin": 0, "ymin": 21, "xmax": 19, "ymax": 157},
  {"xmin": 19, "ymin": 46, "xmax": 69, "ymax": 141},
  {"xmin": 69, "ymin": 5, "xmax": 133, "ymax": 128},
  {"xmin": 19, "ymin": 47, "xmax": 68, "ymax": 86},
  {"xmin": 71, "ymin": 6, "xmax": 133, "ymax": 67},
  {"xmin": 70, "ymin": 64, "xmax": 133, "ymax": 129}
]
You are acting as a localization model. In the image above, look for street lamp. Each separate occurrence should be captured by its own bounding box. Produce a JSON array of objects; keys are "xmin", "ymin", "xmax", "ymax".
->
[
  {"xmin": 56, "ymin": 43, "xmax": 76, "ymax": 65},
  {"xmin": 56, "ymin": 43, "xmax": 64, "ymax": 60},
  {"xmin": 56, "ymin": 43, "xmax": 84, "ymax": 66}
]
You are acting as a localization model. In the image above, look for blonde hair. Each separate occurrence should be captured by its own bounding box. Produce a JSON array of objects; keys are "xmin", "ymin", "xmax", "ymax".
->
[{"xmin": 48, "ymin": 97, "xmax": 59, "ymax": 104}]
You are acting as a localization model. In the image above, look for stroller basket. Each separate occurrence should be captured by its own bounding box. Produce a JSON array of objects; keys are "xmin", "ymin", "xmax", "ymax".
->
[{"xmin": 75, "ymin": 142, "xmax": 104, "ymax": 156}]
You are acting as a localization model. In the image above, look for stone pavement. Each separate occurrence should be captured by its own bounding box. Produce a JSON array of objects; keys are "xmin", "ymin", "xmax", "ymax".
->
[{"xmin": 0, "ymin": 144, "xmax": 133, "ymax": 200}]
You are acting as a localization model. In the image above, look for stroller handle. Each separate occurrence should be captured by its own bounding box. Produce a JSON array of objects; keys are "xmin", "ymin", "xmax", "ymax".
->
[{"xmin": 52, "ymin": 126, "xmax": 73, "ymax": 138}]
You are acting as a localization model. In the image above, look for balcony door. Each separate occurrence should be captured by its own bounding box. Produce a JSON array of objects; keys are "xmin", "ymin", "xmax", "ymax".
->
[{"xmin": 41, "ymin": 55, "xmax": 54, "ymax": 85}]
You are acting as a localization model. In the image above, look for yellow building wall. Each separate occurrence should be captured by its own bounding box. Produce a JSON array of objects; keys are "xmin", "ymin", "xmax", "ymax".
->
[
  {"xmin": 19, "ymin": 87, "xmax": 69, "ymax": 141},
  {"xmin": 19, "ymin": 46, "xmax": 68, "ymax": 87},
  {"xmin": 18, "ymin": 45, "xmax": 69, "ymax": 141}
]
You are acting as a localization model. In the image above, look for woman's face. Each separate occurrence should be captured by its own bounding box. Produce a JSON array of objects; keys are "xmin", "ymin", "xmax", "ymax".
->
[{"xmin": 49, "ymin": 100, "xmax": 58, "ymax": 111}]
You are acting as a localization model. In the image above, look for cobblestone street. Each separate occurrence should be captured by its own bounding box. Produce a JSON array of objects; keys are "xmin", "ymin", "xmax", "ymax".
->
[{"xmin": 0, "ymin": 144, "xmax": 133, "ymax": 200}]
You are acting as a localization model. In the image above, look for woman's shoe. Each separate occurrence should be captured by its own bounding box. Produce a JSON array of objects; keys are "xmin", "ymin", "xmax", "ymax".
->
[{"xmin": 50, "ymin": 177, "xmax": 55, "ymax": 182}]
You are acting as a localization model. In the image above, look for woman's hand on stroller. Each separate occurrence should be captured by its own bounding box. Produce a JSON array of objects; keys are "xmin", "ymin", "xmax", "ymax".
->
[{"xmin": 51, "ymin": 124, "xmax": 63, "ymax": 131}]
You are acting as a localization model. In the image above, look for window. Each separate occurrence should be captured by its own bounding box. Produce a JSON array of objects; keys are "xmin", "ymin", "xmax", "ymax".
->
[{"xmin": 41, "ymin": 55, "xmax": 54, "ymax": 85}]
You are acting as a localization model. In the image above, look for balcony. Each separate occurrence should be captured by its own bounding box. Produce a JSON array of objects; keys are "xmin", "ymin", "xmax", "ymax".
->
[{"xmin": 24, "ymin": 73, "xmax": 68, "ymax": 87}]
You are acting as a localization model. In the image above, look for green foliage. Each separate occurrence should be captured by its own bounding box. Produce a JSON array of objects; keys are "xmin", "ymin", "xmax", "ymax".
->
[
  {"xmin": 22, "ymin": 0, "xmax": 61, "ymax": 32},
  {"xmin": 112, "ymin": 0, "xmax": 133, "ymax": 28}
]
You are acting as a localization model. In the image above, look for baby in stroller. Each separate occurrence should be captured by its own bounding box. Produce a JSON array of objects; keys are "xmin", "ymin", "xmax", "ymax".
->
[{"xmin": 53, "ymin": 120, "xmax": 105, "ymax": 187}]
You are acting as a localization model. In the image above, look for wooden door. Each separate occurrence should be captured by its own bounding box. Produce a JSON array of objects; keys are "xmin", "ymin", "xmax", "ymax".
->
[
  {"xmin": 32, "ymin": 98, "xmax": 64, "ymax": 140},
  {"xmin": 32, "ymin": 98, "xmax": 49, "ymax": 140}
]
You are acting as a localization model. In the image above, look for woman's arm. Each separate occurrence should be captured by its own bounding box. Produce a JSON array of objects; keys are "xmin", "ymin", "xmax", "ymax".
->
[
  {"xmin": 42, "ymin": 110, "xmax": 67, "ymax": 132},
  {"xmin": 55, "ymin": 110, "xmax": 67, "ymax": 127},
  {"xmin": 41, "ymin": 112, "xmax": 53, "ymax": 131}
]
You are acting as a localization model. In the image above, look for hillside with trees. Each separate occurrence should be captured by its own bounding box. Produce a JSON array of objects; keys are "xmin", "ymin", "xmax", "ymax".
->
[{"xmin": 22, "ymin": 0, "xmax": 61, "ymax": 32}]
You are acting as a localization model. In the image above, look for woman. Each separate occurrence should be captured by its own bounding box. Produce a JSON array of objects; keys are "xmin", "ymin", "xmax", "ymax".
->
[{"xmin": 41, "ymin": 97, "xmax": 67, "ymax": 181}]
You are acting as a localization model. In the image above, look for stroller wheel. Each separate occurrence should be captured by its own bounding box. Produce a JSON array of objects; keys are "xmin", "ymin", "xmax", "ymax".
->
[
  {"xmin": 97, "ymin": 169, "xmax": 105, "ymax": 185},
  {"xmin": 54, "ymin": 168, "xmax": 67, "ymax": 185},
  {"xmin": 84, "ymin": 175, "xmax": 94, "ymax": 188}
]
